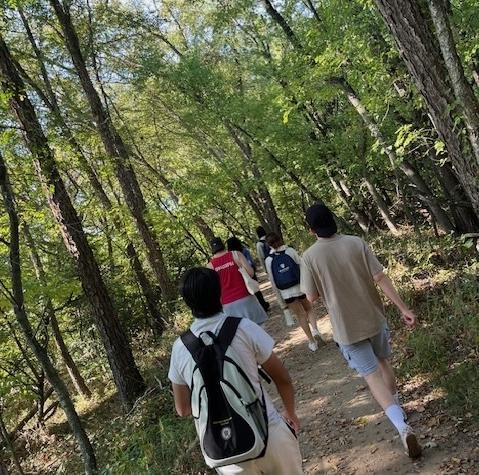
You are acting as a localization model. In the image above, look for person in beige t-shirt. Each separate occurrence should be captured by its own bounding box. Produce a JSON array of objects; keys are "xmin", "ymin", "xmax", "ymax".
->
[{"xmin": 301, "ymin": 204, "xmax": 422, "ymax": 460}]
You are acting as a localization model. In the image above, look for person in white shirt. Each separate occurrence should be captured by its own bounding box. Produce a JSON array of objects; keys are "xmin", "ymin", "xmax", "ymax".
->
[
  {"xmin": 168, "ymin": 267, "xmax": 304, "ymax": 475},
  {"xmin": 264, "ymin": 232, "xmax": 325, "ymax": 352},
  {"xmin": 256, "ymin": 226, "xmax": 295, "ymax": 327}
]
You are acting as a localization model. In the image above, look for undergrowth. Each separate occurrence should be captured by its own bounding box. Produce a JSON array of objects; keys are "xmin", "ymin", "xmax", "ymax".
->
[
  {"xmin": 372, "ymin": 232, "xmax": 479, "ymax": 418},
  {"xmin": 19, "ymin": 231, "xmax": 479, "ymax": 473}
]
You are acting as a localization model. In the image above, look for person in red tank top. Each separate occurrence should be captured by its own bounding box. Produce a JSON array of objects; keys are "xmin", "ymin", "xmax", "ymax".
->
[{"xmin": 208, "ymin": 238, "xmax": 268, "ymax": 325}]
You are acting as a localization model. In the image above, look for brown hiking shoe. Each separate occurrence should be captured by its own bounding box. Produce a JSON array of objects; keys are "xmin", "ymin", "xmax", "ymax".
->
[{"xmin": 400, "ymin": 426, "xmax": 422, "ymax": 459}]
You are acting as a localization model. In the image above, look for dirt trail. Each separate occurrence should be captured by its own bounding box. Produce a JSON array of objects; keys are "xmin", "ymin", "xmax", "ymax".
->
[{"xmin": 259, "ymin": 278, "xmax": 479, "ymax": 475}]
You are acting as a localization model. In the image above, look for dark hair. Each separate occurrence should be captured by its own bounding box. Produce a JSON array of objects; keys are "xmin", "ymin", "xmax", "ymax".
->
[
  {"xmin": 226, "ymin": 236, "xmax": 244, "ymax": 252},
  {"xmin": 210, "ymin": 237, "xmax": 225, "ymax": 254},
  {"xmin": 265, "ymin": 232, "xmax": 283, "ymax": 249},
  {"xmin": 180, "ymin": 267, "xmax": 222, "ymax": 318},
  {"xmin": 305, "ymin": 203, "xmax": 337, "ymax": 237},
  {"xmin": 256, "ymin": 226, "xmax": 267, "ymax": 239}
]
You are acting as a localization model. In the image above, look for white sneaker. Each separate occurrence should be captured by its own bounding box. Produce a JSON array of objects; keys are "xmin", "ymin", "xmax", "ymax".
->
[
  {"xmin": 400, "ymin": 426, "xmax": 422, "ymax": 459},
  {"xmin": 308, "ymin": 341, "xmax": 318, "ymax": 352}
]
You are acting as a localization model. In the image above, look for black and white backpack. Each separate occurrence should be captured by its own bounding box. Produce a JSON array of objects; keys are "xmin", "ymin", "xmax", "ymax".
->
[{"xmin": 181, "ymin": 317, "xmax": 268, "ymax": 468}]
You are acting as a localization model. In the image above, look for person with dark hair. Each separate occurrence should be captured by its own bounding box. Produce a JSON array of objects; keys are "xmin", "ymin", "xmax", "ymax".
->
[
  {"xmin": 208, "ymin": 237, "xmax": 268, "ymax": 325},
  {"xmin": 255, "ymin": 226, "xmax": 295, "ymax": 327},
  {"xmin": 301, "ymin": 203, "xmax": 421, "ymax": 459},
  {"xmin": 255, "ymin": 226, "xmax": 270, "ymax": 270},
  {"xmin": 169, "ymin": 267, "xmax": 303, "ymax": 474},
  {"xmin": 226, "ymin": 236, "xmax": 270, "ymax": 312},
  {"xmin": 264, "ymin": 232, "xmax": 324, "ymax": 352}
]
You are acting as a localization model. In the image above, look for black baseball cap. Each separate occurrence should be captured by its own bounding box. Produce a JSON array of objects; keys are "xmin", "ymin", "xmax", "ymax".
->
[
  {"xmin": 210, "ymin": 237, "xmax": 225, "ymax": 254},
  {"xmin": 305, "ymin": 204, "xmax": 337, "ymax": 237}
]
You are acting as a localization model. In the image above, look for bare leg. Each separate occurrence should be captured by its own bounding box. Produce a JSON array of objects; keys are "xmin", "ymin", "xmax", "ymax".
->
[
  {"xmin": 301, "ymin": 299, "xmax": 325, "ymax": 343},
  {"xmin": 363, "ymin": 368, "xmax": 395, "ymax": 411},
  {"xmin": 379, "ymin": 358, "xmax": 397, "ymax": 396},
  {"xmin": 289, "ymin": 300, "xmax": 314, "ymax": 342}
]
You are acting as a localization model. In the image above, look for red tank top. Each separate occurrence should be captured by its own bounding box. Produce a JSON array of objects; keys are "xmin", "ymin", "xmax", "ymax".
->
[{"xmin": 210, "ymin": 251, "xmax": 250, "ymax": 305}]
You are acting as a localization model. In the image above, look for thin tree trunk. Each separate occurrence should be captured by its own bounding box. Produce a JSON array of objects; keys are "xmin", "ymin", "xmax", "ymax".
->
[
  {"xmin": 428, "ymin": 0, "xmax": 479, "ymax": 166},
  {"xmin": 107, "ymin": 98, "xmax": 216, "ymax": 245},
  {"xmin": 0, "ymin": 410, "xmax": 25, "ymax": 475},
  {"xmin": 233, "ymin": 123, "xmax": 323, "ymax": 203},
  {"xmin": 363, "ymin": 178, "xmax": 399, "ymax": 234},
  {"xmin": 0, "ymin": 151, "xmax": 97, "ymax": 475},
  {"xmin": 23, "ymin": 223, "xmax": 92, "ymax": 398},
  {"xmin": 17, "ymin": 8, "xmax": 165, "ymax": 328},
  {"xmin": 374, "ymin": 0, "xmax": 479, "ymax": 217},
  {"xmin": 328, "ymin": 173, "xmax": 370, "ymax": 232},
  {"xmin": 226, "ymin": 124, "xmax": 283, "ymax": 236},
  {"xmin": 0, "ymin": 35, "xmax": 145, "ymax": 410},
  {"xmin": 49, "ymin": 0, "xmax": 175, "ymax": 300},
  {"xmin": 133, "ymin": 152, "xmax": 215, "ymax": 244},
  {"xmin": 331, "ymin": 77, "xmax": 454, "ymax": 233}
]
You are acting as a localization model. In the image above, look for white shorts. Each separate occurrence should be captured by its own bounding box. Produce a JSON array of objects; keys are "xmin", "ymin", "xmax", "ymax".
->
[{"xmin": 216, "ymin": 418, "xmax": 303, "ymax": 475}]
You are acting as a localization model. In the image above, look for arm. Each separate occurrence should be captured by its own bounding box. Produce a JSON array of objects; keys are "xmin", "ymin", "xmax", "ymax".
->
[
  {"xmin": 256, "ymin": 242, "xmax": 266, "ymax": 269},
  {"xmin": 300, "ymin": 260, "xmax": 320, "ymax": 303},
  {"xmin": 261, "ymin": 353, "xmax": 300, "ymax": 433},
  {"xmin": 234, "ymin": 251, "xmax": 254, "ymax": 277},
  {"xmin": 374, "ymin": 271, "xmax": 417, "ymax": 328},
  {"xmin": 172, "ymin": 383, "xmax": 192, "ymax": 416}
]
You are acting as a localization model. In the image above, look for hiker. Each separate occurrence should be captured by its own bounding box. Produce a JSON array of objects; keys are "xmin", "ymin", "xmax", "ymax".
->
[
  {"xmin": 265, "ymin": 232, "xmax": 325, "ymax": 352},
  {"xmin": 168, "ymin": 267, "xmax": 303, "ymax": 474},
  {"xmin": 208, "ymin": 237, "xmax": 268, "ymax": 325},
  {"xmin": 256, "ymin": 226, "xmax": 295, "ymax": 327},
  {"xmin": 300, "ymin": 203, "xmax": 422, "ymax": 458},
  {"xmin": 255, "ymin": 226, "xmax": 270, "ymax": 271},
  {"xmin": 226, "ymin": 236, "xmax": 270, "ymax": 312}
]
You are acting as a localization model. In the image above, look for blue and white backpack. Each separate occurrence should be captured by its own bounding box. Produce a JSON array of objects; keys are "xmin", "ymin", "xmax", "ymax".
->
[{"xmin": 270, "ymin": 249, "xmax": 300, "ymax": 290}]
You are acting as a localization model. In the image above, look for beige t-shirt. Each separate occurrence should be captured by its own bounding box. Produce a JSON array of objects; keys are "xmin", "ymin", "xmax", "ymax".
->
[{"xmin": 300, "ymin": 234, "xmax": 385, "ymax": 345}]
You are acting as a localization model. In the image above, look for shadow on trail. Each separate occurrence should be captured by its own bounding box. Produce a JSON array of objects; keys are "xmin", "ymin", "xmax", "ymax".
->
[{"xmin": 258, "ymin": 275, "xmax": 479, "ymax": 475}]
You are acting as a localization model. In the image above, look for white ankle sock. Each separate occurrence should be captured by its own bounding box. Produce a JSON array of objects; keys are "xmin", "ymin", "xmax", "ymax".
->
[{"xmin": 385, "ymin": 404, "xmax": 408, "ymax": 433}]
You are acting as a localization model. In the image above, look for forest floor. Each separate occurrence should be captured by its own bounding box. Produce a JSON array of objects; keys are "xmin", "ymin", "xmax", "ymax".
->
[
  {"xmin": 13, "ymin": 236, "xmax": 479, "ymax": 475},
  {"xmin": 259, "ymin": 277, "xmax": 479, "ymax": 475}
]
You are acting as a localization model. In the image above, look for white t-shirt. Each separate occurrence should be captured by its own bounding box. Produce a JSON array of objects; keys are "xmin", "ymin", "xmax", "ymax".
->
[
  {"xmin": 256, "ymin": 237, "xmax": 270, "ymax": 269},
  {"xmin": 265, "ymin": 245, "xmax": 303, "ymax": 300},
  {"xmin": 168, "ymin": 312, "xmax": 281, "ymax": 423}
]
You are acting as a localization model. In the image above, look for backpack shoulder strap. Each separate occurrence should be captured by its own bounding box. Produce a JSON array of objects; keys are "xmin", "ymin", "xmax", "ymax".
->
[
  {"xmin": 180, "ymin": 330, "xmax": 204, "ymax": 365},
  {"xmin": 217, "ymin": 317, "xmax": 241, "ymax": 352}
]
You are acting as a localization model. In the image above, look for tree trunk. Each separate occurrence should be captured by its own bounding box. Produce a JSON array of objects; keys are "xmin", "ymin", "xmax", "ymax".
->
[
  {"xmin": 428, "ymin": 0, "xmax": 479, "ymax": 166},
  {"xmin": 17, "ymin": 8, "xmax": 165, "ymax": 328},
  {"xmin": 331, "ymin": 77, "xmax": 454, "ymax": 233},
  {"xmin": 432, "ymin": 160, "xmax": 479, "ymax": 232},
  {"xmin": 0, "ymin": 151, "xmax": 97, "ymax": 474},
  {"xmin": 134, "ymin": 154, "xmax": 215, "ymax": 244},
  {"xmin": 23, "ymin": 224, "xmax": 92, "ymax": 398},
  {"xmin": 363, "ymin": 178, "xmax": 399, "ymax": 234},
  {"xmin": 374, "ymin": 0, "xmax": 479, "ymax": 218},
  {"xmin": 0, "ymin": 35, "xmax": 145, "ymax": 410},
  {"xmin": 0, "ymin": 410, "xmax": 25, "ymax": 475},
  {"xmin": 226, "ymin": 124, "xmax": 283, "ymax": 236},
  {"xmin": 328, "ymin": 172, "xmax": 371, "ymax": 232},
  {"xmin": 233, "ymin": 123, "xmax": 324, "ymax": 203},
  {"xmin": 108, "ymin": 99, "xmax": 217, "ymax": 246},
  {"xmin": 49, "ymin": 0, "xmax": 175, "ymax": 300}
]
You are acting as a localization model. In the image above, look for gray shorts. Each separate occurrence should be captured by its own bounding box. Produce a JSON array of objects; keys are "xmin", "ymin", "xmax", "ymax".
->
[{"xmin": 337, "ymin": 326, "xmax": 391, "ymax": 377}]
